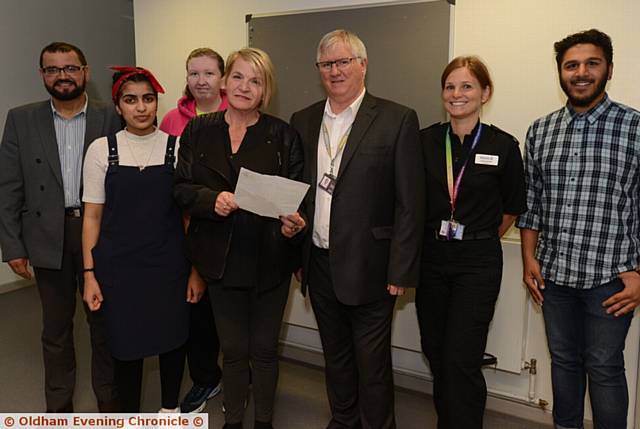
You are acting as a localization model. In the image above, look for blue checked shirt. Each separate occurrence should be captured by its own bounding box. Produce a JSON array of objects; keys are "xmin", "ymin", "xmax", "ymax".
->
[{"xmin": 517, "ymin": 95, "xmax": 640, "ymax": 288}]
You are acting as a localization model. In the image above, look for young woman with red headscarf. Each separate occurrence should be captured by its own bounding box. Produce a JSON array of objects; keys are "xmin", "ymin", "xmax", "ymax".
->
[{"xmin": 81, "ymin": 67, "xmax": 201, "ymax": 412}]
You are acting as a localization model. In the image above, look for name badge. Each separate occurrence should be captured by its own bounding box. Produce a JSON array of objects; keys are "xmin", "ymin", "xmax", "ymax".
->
[
  {"xmin": 475, "ymin": 154, "xmax": 499, "ymax": 166},
  {"xmin": 319, "ymin": 173, "xmax": 337, "ymax": 195},
  {"xmin": 439, "ymin": 219, "xmax": 465, "ymax": 240}
]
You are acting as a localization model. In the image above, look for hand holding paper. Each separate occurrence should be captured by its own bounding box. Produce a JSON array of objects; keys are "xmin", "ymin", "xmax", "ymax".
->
[
  {"xmin": 214, "ymin": 191, "xmax": 239, "ymax": 217},
  {"xmin": 280, "ymin": 212, "xmax": 306, "ymax": 238}
]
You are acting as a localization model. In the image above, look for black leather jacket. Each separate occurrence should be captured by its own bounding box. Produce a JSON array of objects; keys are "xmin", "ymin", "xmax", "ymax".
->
[{"xmin": 174, "ymin": 111, "xmax": 304, "ymax": 291}]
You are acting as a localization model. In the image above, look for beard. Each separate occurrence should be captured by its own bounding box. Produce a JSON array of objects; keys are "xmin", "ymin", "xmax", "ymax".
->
[
  {"xmin": 45, "ymin": 78, "xmax": 86, "ymax": 101},
  {"xmin": 559, "ymin": 74, "xmax": 608, "ymax": 109}
]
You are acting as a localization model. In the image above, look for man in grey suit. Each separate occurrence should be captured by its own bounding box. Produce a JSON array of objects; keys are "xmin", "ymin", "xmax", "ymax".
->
[
  {"xmin": 0, "ymin": 42, "xmax": 120, "ymax": 412},
  {"xmin": 290, "ymin": 30, "xmax": 425, "ymax": 428}
]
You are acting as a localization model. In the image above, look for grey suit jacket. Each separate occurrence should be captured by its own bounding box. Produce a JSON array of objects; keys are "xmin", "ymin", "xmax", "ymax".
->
[
  {"xmin": 290, "ymin": 93, "xmax": 426, "ymax": 305},
  {"xmin": 0, "ymin": 98, "xmax": 121, "ymax": 269}
]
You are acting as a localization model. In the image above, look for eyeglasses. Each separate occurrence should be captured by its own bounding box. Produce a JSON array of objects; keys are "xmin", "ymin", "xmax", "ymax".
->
[
  {"xmin": 41, "ymin": 65, "xmax": 86, "ymax": 76},
  {"xmin": 315, "ymin": 57, "xmax": 360, "ymax": 72}
]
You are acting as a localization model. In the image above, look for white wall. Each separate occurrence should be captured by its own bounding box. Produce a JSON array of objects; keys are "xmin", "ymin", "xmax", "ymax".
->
[
  {"xmin": 134, "ymin": 1, "xmax": 640, "ymax": 426},
  {"xmin": 453, "ymin": 0, "xmax": 640, "ymax": 148}
]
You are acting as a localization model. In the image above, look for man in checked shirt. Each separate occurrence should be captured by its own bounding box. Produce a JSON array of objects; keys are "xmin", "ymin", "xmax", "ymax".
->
[{"xmin": 517, "ymin": 29, "xmax": 640, "ymax": 429}]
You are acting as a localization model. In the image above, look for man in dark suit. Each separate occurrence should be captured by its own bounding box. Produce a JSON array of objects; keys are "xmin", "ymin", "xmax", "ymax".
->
[
  {"xmin": 290, "ymin": 29, "xmax": 425, "ymax": 429},
  {"xmin": 0, "ymin": 42, "xmax": 120, "ymax": 412}
]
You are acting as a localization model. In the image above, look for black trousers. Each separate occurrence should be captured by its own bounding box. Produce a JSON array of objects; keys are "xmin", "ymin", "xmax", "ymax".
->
[
  {"xmin": 308, "ymin": 246, "xmax": 397, "ymax": 429},
  {"xmin": 186, "ymin": 287, "xmax": 222, "ymax": 388},
  {"xmin": 113, "ymin": 345, "xmax": 186, "ymax": 412},
  {"xmin": 415, "ymin": 237, "xmax": 502, "ymax": 429},
  {"xmin": 33, "ymin": 216, "xmax": 116, "ymax": 412},
  {"xmin": 209, "ymin": 279, "xmax": 290, "ymax": 425}
]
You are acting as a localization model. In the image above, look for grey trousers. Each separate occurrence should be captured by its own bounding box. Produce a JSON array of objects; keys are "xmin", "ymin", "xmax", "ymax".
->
[{"xmin": 33, "ymin": 216, "xmax": 117, "ymax": 412}]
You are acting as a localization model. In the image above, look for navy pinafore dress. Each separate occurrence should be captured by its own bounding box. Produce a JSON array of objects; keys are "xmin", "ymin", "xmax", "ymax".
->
[{"xmin": 92, "ymin": 133, "xmax": 189, "ymax": 360}]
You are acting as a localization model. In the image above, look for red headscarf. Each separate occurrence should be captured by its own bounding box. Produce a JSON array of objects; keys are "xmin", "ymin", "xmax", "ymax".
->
[{"xmin": 110, "ymin": 66, "xmax": 165, "ymax": 102}]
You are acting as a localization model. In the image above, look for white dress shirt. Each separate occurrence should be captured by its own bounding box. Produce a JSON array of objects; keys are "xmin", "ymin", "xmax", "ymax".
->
[{"xmin": 312, "ymin": 88, "xmax": 366, "ymax": 248}]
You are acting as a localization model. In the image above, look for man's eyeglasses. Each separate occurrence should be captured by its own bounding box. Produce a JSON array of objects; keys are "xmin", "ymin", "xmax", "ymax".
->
[
  {"xmin": 41, "ymin": 65, "xmax": 86, "ymax": 76},
  {"xmin": 315, "ymin": 57, "xmax": 360, "ymax": 72}
]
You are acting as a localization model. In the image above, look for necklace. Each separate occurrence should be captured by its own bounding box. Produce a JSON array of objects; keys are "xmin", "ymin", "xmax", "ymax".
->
[{"xmin": 123, "ymin": 130, "xmax": 157, "ymax": 171}]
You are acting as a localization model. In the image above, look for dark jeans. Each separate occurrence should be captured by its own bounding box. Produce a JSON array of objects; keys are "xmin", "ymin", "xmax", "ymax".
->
[
  {"xmin": 415, "ymin": 237, "xmax": 502, "ymax": 429},
  {"xmin": 33, "ymin": 216, "xmax": 116, "ymax": 412},
  {"xmin": 308, "ymin": 246, "xmax": 397, "ymax": 429},
  {"xmin": 113, "ymin": 344, "xmax": 186, "ymax": 412},
  {"xmin": 187, "ymin": 287, "xmax": 222, "ymax": 388},
  {"xmin": 542, "ymin": 279, "xmax": 633, "ymax": 429},
  {"xmin": 209, "ymin": 279, "xmax": 290, "ymax": 425}
]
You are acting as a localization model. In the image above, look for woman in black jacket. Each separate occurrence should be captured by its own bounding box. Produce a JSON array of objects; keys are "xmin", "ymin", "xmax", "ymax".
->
[{"xmin": 174, "ymin": 47, "xmax": 304, "ymax": 429}]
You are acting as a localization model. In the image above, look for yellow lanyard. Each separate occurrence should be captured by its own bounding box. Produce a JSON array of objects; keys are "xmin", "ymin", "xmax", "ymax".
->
[{"xmin": 321, "ymin": 121, "xmax": 352, "ymax": 176}]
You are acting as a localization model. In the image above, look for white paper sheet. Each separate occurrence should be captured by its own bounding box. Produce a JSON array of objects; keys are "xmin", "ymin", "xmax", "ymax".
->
[{"xmin": 234, "ymin": 167, "xmax": 309, "ymax": 219}]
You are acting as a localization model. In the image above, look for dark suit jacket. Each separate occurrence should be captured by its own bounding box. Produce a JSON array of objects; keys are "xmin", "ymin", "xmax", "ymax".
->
[
  {"xmin": 290, "ymin": 92, "xmax": 425, "ymax": 305},
  {"xmin": 0, "ymin": 98, "xmax": 121, "ymax": 269}
]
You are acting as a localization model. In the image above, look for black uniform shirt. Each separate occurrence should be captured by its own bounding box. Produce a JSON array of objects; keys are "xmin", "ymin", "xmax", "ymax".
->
[{"xmin": 421, "ymin": 121, "xmax": 527, "ymax": 234}]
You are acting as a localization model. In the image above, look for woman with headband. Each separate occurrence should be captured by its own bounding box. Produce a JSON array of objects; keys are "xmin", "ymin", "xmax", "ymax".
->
[
  {"xmin": 174, "ymin": 48, "xmax": 304, "ymax": 429},
  {"xmin": 81, "ymin": 66, "xmax": 195, "ymax": 412},
  {"xmin": 417, "ymin": 56, "xmax": 526, "ymax": 428}
]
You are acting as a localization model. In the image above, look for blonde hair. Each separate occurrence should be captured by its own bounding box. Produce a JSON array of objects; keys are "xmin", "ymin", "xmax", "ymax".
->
[{"xmin": 224, "ymin": 47, "xmax": 276, "ymax": 108}]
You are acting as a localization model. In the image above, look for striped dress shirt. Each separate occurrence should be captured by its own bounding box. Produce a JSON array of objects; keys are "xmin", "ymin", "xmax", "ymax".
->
[
  {"xmin": 517, "ymin": 95, "xmax": 640, "ymax": 288},
  {"xmin": 51, "ymin": 97, "xmax": 87, "ymax": 208}
]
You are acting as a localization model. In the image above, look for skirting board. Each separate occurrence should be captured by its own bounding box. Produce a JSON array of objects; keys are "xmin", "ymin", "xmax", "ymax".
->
[
  {"xmin": 279, "ymin": 340, "xmax": 561, "ymax": 427},
  {"xmin": 0, "ymin": 279, "xmax": 33, "ymax": 295}
]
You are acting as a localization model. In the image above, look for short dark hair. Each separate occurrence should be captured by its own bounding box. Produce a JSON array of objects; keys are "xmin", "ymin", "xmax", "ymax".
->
[
  {"xmin": 39, "ymin": 42, "xmax": 87, "ymax": 68},
  {"xmin": 554, "ymin": 29, "xmax": 613, "ymax": 70}
]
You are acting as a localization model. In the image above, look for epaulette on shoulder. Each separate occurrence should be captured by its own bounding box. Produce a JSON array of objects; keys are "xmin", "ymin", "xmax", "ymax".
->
[
  {"xmin": 425, "ymin": 121, "xmax": 443, "ymax": 130},
  {"xmin": 421, "ymin": 122, "xmax": 446, "ymax": 134},
  {"xmin": 489, "ymin": 124, "xmax": 518, "ymax": 143}
]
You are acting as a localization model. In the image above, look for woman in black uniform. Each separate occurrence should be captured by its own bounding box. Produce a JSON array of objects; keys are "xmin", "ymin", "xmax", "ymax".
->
[
  {"xmin": 82, "ymin": 67, "xmax": 192, "ymax": 412},
  {"xmin": 174, "ymin": 48, "xmax": 304, "ymax": 429},
  {"xmin": 417, "ymin": 56, "xmax": 527, "ymax": 429}
]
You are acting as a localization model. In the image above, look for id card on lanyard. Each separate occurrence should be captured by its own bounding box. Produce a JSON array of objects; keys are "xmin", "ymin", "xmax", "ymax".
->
[
  {"xmin": 439, "ymin": 123, "xmax": 483, "ymax": 240},
  {"xmin": 318, "ymin": 121, "xmax": 352, "ymax": 195}
]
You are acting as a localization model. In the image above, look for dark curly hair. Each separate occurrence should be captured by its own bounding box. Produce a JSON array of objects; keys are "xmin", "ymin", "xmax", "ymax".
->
[{"xmin": 554, "ymin": 29, "xmax": 613, "ymax": 70}]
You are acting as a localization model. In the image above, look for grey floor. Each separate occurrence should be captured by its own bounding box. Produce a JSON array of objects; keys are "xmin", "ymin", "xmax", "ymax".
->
[{"xmin": 0, "ymin": 285, "xmax": 551, "ymax": 428}]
